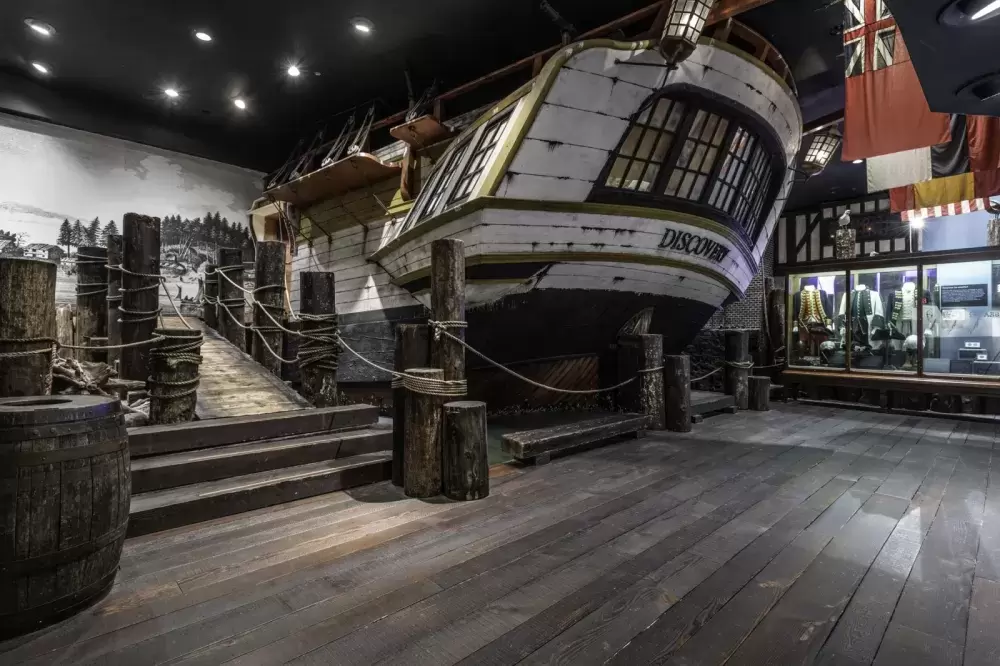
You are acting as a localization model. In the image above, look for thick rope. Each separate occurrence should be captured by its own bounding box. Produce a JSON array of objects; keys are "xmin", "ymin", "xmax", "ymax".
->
[
  {"xmin": 148, "ymin": 334, "xmax": 203, "ymax": 400},
  {"xmin": 0, "ymin": 337, "xmax": 57, "ymax": 359},
  {"xmin": 337, "ymin": 333, "xmax": 468, "ymax": 396}
]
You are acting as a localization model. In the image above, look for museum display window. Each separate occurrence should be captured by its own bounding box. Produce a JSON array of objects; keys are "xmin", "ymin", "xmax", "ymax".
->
[
  {"xmin": 788, "ymin": 271, "xmax": 848, "ymax": 369},
  {"xmin": 847, "ymin": 266, "xmax": 919, "ymax": 373}
]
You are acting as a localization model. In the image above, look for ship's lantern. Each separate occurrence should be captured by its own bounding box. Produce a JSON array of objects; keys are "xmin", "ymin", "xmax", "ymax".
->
[
  {"xmin": 801, "ymin": 130, "xmax": 842, "ymax": 176},
  {"xmin": 659, "ymin": 0, "xmax": 716, "ymax": 67}
]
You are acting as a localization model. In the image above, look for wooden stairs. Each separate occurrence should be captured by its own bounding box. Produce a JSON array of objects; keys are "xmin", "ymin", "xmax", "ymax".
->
[{"xmin": 127, "ymin": 405, "xmax": 392, "ymax": 536}]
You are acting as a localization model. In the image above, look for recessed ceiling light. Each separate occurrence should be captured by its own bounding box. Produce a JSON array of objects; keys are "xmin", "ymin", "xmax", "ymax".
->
[
  {"xmin": 351, "ymin": 17, "xmax": 374, "ymax": 34},
  {"xmin": 194, "ymin": 30, "xmax": 213, "ymax": 42},
  {"xmin": 24, "ymin": 18, "xmax": 55, "ymax": 37},
  {"xmin": 853, "ymin": 159, "xmax": 864, "ymax": 164},
  {"xmin": 287, "ymin": 65, "xmax": 301, "ymax": 77},
  {"xmin": 164, "ymin": 88, "xmax": 180, "ymax": 99},
  {"xmin": 31, "ymin": 62, "xmax": 50, "ymax": 75},
  {"xmin": 973, "ymin": 0, "xmax": 1000, "ymax": 20},
  {"xmin": 233, "ymin": 98, "xmax": 247, "ymax": 110}
]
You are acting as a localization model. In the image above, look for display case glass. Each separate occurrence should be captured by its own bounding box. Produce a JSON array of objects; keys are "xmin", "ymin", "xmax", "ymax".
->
[
  {"xmin": 847, "ymin": 266, "xmax": 919, "ymax": 373},
  {"xmin": 922, "ymin": 259, "xmax": 1000, "ymax": 378},
  {"xmin": 788, "ymin": 271, "xmax": 848, "ymax": 369}
]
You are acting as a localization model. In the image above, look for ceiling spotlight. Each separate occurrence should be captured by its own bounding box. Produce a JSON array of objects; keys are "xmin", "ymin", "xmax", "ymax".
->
[
  {"xmin": 194, "ymin": 30, "xmax": 213, "ymax": 42},
  {"xmin": 973, "ymin": 0, "xmax": 1000, "ymax": 20},
  {"xmin": 941, "ymin": 0, "xmax": 1000, "ymax": 25},
  {"xmin": 31, "ymin": 62, "xmax": 50, "ymax": 75},
  {"xmin": 24, "ymin": 18, "xmax": 55, "ymax": 37},
  {"xmin": 351, "ymin": 17, "xmax": 374, "ymax": 34},
  {"xmin": 853, "ymin": 159, "xmax": 864, "ymax": 164},
  {"xmin": 287, "ymin": 65, "xmax": 301, "ymax": 77},
  {"xmin": 233, "ymin": 98, "xmax": 247, "ymax": 110},
  {"xmin": 164, "ymin": 88, "xmax": 180, "ymax": 99}
]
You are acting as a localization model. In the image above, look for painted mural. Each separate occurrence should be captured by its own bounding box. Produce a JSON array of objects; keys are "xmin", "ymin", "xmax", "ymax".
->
[{"xmin": 0, "ymin": 114, "xmax": 261, "ymax": 306}]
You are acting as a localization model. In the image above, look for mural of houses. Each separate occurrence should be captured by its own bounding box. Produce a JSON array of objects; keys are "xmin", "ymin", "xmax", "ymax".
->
[{"xmin": 23, "ymin": 243, "xmax": 65, "ymax": 262}]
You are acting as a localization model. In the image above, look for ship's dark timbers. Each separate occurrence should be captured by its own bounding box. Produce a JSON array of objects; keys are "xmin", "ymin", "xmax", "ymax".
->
[{"xmin": 590, "ymin": 84, "xmax": 788, "ymax": 248}]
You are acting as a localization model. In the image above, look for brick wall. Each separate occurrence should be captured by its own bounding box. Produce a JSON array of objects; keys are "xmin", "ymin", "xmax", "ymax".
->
[{"xmin": 703, "ymin": 238, "xmax": 774, "ymax": 331}]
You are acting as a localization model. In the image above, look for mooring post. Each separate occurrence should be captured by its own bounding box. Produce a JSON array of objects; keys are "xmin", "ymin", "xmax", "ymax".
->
[
  {"xmin": 430, "ymin": 239, "xmax": 466, "ymax": 383},
  {"xmin": 203, "ymin": 263, "xmax": 219, "ymax": 331},
  {"xmin": 252, "ymin": 241, "xmax": 286, "ymax": 377},
  {"xmin": 299, "ymin": 271, "xmax": 339, "ymax": 407},
  {"xmin": 393, "ymin": 323, "xmax": 430, "ymax": 487},
  {"xmin": 724, "ymin": 330, "xmax": 750, "ymax": 410},
  {"xmin": 767, "ymin": 285, "xmax": 786, "ymax": 377},
  {"xmin": 404, "ymin": 367, "xmax": 445, "ymax": 498},
  {"xmin": 106, "ymin": 234, "xmax": 123, "ymax": 368},
  {"xmin": 281, "ymin": 316, "xmax": 302, "ymax": 385},
  {"xmin": 86, "ymin": 337, "xmax": 109, "ymax": 364},
  {"xmin": 216, "ymin": 248, "xmax": 246, "ymax": 351},
  {"xmin": 664, "ymin": 354, "xmax": 692, "ymax": 432},
  {"xmin": 148, "ymin": 327, "xmax": 203, "ymax": 424},
  {"xmin": 749, "ymin": 376, "xmax": 771, "ymax": 411},
  {"xmin": 75, "ymin": 245, "xmax": 108, "ymax": 363},
  {"xmin": 617, "ymin": 334, "xmax": 665, "ymax": 429},
  {"xmin": 120, "ymin": 214, "xmax": 161, "ymax": 382},
  {"xmin": 443, "ymin": 401, "xmax": 489, "ymax": 501},
  {"xmin": 0, "ymin": 258, "xmax": 57, "ymax": 396}
]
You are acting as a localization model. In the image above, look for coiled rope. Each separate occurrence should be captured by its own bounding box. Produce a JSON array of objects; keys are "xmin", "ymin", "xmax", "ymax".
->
[{"xmin": 148, "ymin": 334, "xmax": 203, "ymax": 400}]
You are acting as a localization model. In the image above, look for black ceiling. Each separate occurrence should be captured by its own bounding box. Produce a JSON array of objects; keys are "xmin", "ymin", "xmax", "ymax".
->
[
  {"xmin": 886, "ymin": 0, "xmax": 1000, "ymax": 116},
  {"xmin": 1, "ymin": 0, "xmax": 851, "ymax": 205}
]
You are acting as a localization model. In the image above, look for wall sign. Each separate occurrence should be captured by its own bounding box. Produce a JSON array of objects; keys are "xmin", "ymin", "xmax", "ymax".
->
[
  {"xmin": 657, "ymin": 228, "xmax": 731, "ymax": 263},
  {"xmin": 941, "ymin": 284, "xmax": 988, "ymax": 308}
]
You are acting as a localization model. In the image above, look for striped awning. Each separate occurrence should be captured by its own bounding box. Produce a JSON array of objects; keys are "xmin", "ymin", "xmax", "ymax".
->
[{"xmin": 900, "ymin": 198, "xmax": 990, "ymax": 222}]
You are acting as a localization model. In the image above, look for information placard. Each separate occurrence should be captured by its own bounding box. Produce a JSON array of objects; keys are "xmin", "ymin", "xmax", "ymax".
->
[{"xmin": 941, "ymin": 284, "xmax": 988, "ymax": 308}]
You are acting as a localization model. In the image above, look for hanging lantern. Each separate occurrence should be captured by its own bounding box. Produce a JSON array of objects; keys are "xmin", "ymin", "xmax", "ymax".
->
[
  {"xmin": 801, "ymin": 130, "xmax": 842, "ymax": 176},
  {"xmin": 659, "ymin": 0, "xmax": 716, "ymax": 67}
]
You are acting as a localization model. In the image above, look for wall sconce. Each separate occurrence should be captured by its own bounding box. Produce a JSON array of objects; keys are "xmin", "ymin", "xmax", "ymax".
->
[{"xmin": 801, "ymin": 130, "xmax": 842, "ymax": 176}]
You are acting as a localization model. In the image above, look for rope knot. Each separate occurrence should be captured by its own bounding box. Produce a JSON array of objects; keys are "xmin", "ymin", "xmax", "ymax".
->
[{"xmin": 428, "ymin": 320, "xmax": 468, "ymax": 342}]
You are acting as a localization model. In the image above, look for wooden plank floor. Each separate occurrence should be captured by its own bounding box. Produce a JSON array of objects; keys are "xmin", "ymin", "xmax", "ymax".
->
[
  {"xmin": 5, "ymin": 403, "xmax": 1000, "ymax": 665},
  {"xmin": 161, "ymin": 316, "xmax": 309, "ymax": 420}
]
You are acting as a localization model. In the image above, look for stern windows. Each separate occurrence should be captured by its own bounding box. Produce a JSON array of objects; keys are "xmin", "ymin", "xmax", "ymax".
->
[{"xmin": 450, "ymin": 112, "xmax": 512, "ymax": 205}]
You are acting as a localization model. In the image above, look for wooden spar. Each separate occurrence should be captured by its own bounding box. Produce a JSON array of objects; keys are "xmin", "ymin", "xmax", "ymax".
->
[
  {"xmin": 120, "ymin": 214, "xmax": 161, "ymax": 382},
  {"xmin": 749, "ymin": 375, "xmax": 770, "ymax": 411},
  {"xmin": 442, "ymin": 401, "xmax": 489, "ymax": 501},
  {"xmin": 725, "ymin": 330, "xmax": 750, "ymax": 410},
  {"xmin": 299, "ymin": 272, "xmax": 339, "ymax": 407},
  {"xmin": 216, "ymin": 248, "xmax": 246, "ymax": 352},
  {"xmin": 664, "ymin": 354, "xmax": 692, "ymax": 432},
  {"xmin": 106, "ymin": 234, "xmax": 123, "ymax": 368},
  {"xmin": 430, "ymin": 239, "xmax": 466, "ymax": 384},
  {"xmin": 203, "ymin": 263, "xmax": 219, "ymax": 331},
  {"xmin": 75, "ymin": 245, "xmax": 108, "ymax": 363},
  {"xmin": 403, "ymin": 368, "xmax": 444, "ymax": 499},
  {"xmin": 617, "ymin": 333, "xmax": 665, "ymax": 430},
  {"xmin": 393, "ymin": 324, "xmax": 430, "ymax": 487},
  {"xmin": 252, "ymin": 241, "xmax": 285, "ymax": 377},
  {"xmin": 0, "ymin": 258, "xmax": 57, "ymax": 397},
  {"xmin": 148, "ymin": 327, "xmax": 202, "ymax": 424}
]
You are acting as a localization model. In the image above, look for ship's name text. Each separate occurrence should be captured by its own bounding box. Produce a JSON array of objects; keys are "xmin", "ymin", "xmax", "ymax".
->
[{"xmin": 657, "ymin": 229, "xmax": 730, "ymax": 263}]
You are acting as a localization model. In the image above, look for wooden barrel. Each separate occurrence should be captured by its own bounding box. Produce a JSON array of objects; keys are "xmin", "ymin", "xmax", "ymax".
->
[{"xmin": 0, "ymin": 395, "xmax": 129, "ymax": 638}]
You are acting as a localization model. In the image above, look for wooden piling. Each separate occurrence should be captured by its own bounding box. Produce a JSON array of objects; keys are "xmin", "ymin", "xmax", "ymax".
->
[
  {"xmin": 252, "ymin": 241, "xmax": 286, "ymax": 377},
  {"xmin": 664, "ymin": 354, "xmax": 692, "ymax": 432},
  {"xmin": 443, "ymin": 401, "xmax": 489, "ymax": 501},
  {"xmin": 749, "ymin": 376, "xmax": 770, "ymax": 411},
  {"xmin": 724, "ymin": 330, "xmax": 750, "ymax": 410},
  {"xmin": 0, "ymin": 258, "xmax": 57, "ymax": 396},
  {"xmin": 281, "ymin": 317, "xmax": 302, "ymax": 385},
  {"xmin": 120, "ymin": 214, "xmax": 161, "ymax": 382},
  {"xmin": 216, "ymin": 248, "xmax": 246, "ymax": 351},
  {"xmin": 86, "ymin": 337, "xmax": 109, "ymax": 364},
  {"xmin": 767, "ymin": 285, "xmax": 786, "ymax": 374},
  {"xmin": 404, "ymin": 368, "xmax": 445, "ymax": 498},
  {"xmin": 106, "ymin": 234, "xmax": 123, "ymax": 369},
  {"xmin": 203, "ymin": 263, "xmax": 219, "ymax": 331},
  {"xmin": 393, "ymin": 324, "xmax": 430, "ymax": 487},
  {"xmin": 430, "ymin": 239, "xmax": 466, "ymax": 383},
  {"xmin": 148, "ymin": 327, "xmax": 202, "ymax": 424},
  {"xmin": 299, "ymin": 272, "xmax": 339, "ymax": 407},
  {"xmin": 75, "ymin": 245, "xmax": 108, "ymax": 362},
  {"xmin": 617, "ymin": 334, "xmax": 665, "ymax": 429}
]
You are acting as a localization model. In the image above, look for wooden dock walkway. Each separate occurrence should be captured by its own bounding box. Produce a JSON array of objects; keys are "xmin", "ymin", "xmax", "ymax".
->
[
  {"xmin": 161, "ymin": 316, "xmax": 309, "ymax": 420},
  {"xmin": 4, "ymin": 403, "xmax": 999, "ymax": 665}
]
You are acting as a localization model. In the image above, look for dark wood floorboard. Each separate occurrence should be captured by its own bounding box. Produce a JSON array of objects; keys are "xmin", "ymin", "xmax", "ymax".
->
[{"xmin": 4, "ymin": 403, "xmax": 1000, "ymax": 665}]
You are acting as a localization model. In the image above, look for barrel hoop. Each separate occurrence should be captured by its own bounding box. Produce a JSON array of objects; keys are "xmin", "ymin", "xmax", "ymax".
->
[
  {"xmin": 0, "ymin": 567, "xmax": 118, "ymax": 639},
  {"xmin": 0, "ymin": 523, "xmax": 127, "ymax": 577},
  {"xmin": 0, "ymin": 431, "xmax": 127, "ymax": 471},
  {"xmin": 0, "ymin": 414, "xmax": 124, "ymax": 443}
]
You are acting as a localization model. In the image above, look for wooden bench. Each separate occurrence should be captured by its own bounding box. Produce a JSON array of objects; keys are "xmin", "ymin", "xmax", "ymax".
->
[{"xmin": 501, "ymin": 413, "xmax": 646, "ymax": 465}]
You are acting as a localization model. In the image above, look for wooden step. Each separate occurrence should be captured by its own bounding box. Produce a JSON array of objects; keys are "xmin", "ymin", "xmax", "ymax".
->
[
  {"xmin": 128, "ymin": 452, "xmax": 393, "ymax": 537},
  {"xmin": 691, "ymin": 390, "xmax": 737, "ymax": 417},
  {"xmin": 128, "ymin": 404, "xmax": 380, "ymax": 458},
  {"xmin": 501, "ymin": 413, "xmax": 645, "ymax": 465},
  {"xmin": 131, "ymin": 428, "xmax": 392, "ymax": 493}
]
